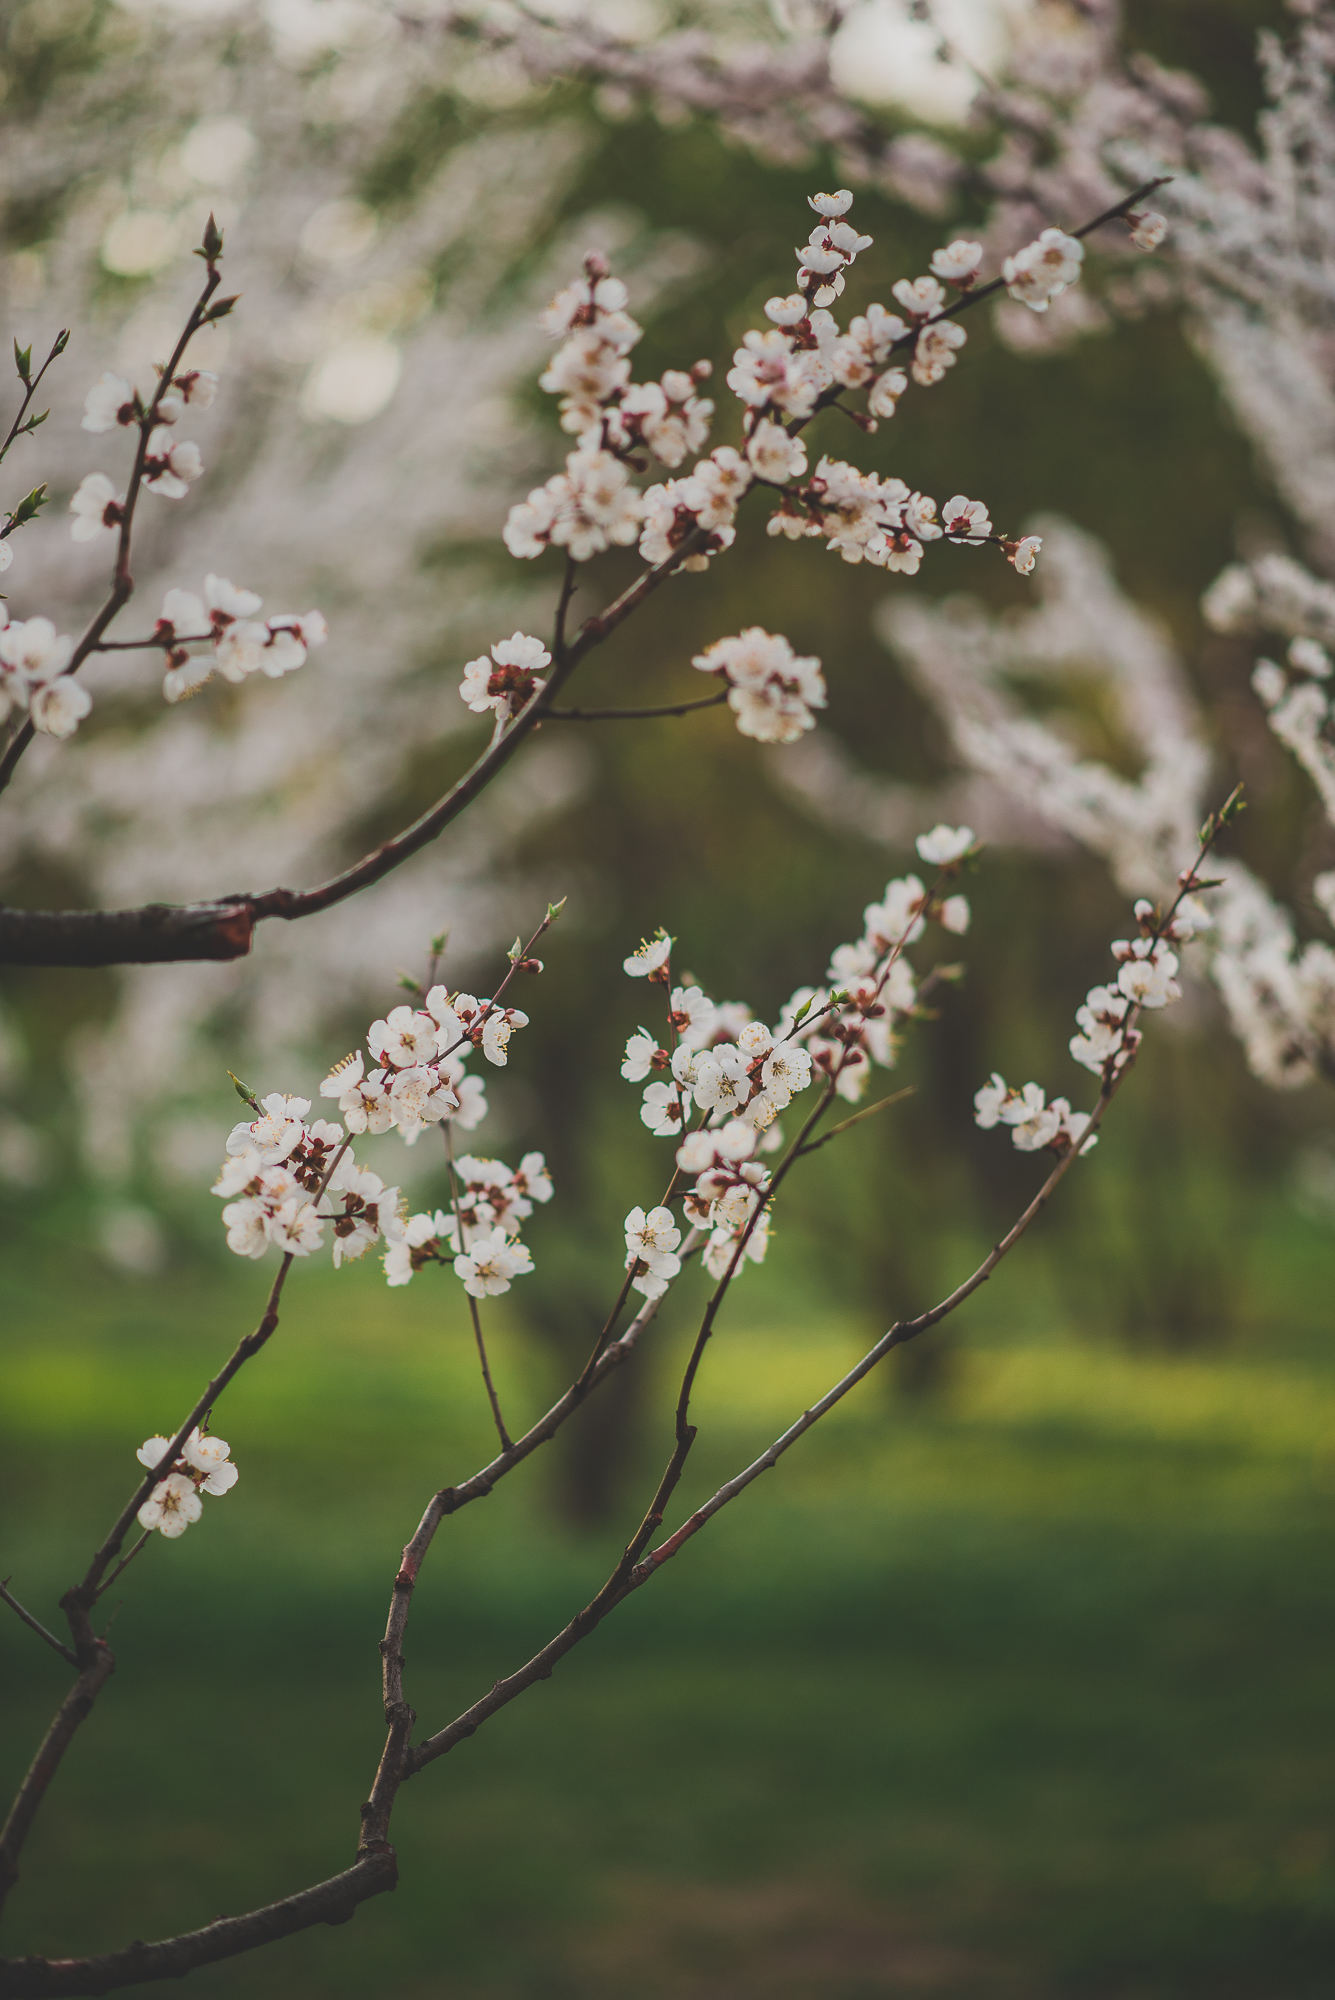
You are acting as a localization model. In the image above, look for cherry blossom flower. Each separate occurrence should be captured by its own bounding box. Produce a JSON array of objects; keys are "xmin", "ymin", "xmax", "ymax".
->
[
  {"xmin": 30, "ymin": 677, "xmax": 92, "ymax": 738},
  {"xmin": 625, "ymin": 932, "xmax": 672, "ymax": 979},
  {"xmin": 226, "ymin": 1091, "xmax": 309, "ymax": 1165},
  {"xmin": 180, "ymin": 1428, "xmax": 238, "ymax": 1494},
  {"xmin": 1116, "ymin": 945, "xmax": 1180, "ymax": 1008},
  {"xmin": 940, "ymin": 895, "xmax": 971, "ymax": 934},
  {"xmin": 911, "ymin": 319, "xmax": 967, "ymax": 386},
  {"xmin": 1007, "ymin": 534, "xmax": 1042, "ymax": 574},
  {"xmin": 481, "ymin": 1006, "xmax": 528, "ymax": 1067},
  {"xmin": 137, "ymin": 1471, "xmax": 202, "ymax": 1539},
  {"xmin": 941, "ymin": 497, "xmax": 992, "ymax": 541},
  {"xmin": 641, "ymin": 1079, "xmax": 684, "ymax": 1135},
  {"xmin": 368, "ymin": 1007, "xmax": 438, "ymax": 1068},
  {"xmin": 454, "ymin": 1227, "xmax": 533, "ymax": 1299},
  {"xmin": 808, "ymin": 190, "xmax": 854, "ymax": 217},
  {"xmin": 929, "ymin": 240, "xmax": 984, "ymax": 285},
  {"xmin": 892, "ymin": 275, "xmax": 947, "ymax": 318},
  {"xmin": 69, "ymin": 472, "xmax": 124, "ymax": 541},
  {"xmin": 868, "ymin": 368, "xmax": 908, "ymax": 419},
  {"xmin": 624, "ymin": 1203, "xmax": 682, "ymax": 1298},
  {"xmin": 670, "ymin": 985, "xmax": 716, "ymax": 1047},
  {"xmin": 142, "ymin": 426, "xmax": 203, "ymax": 498},
  {"xmin": 621, "ymin": 1029, "xmax": 663, "ymax": 1081},
  {"xmin": 81, "ymin": 371, "xmax": 137, "ymax": 433},
  {"xmin": 157, "ymin": 368, "xmax": 218, "ymax": 420},
  {"xmin": 1129, "ymin": 212, "xmax": 1168, "ymax": 251},
  {"xmin": 692, "ymin": 627, "xmax": 826, "ymax": 745},
  {"xmin": 383, "ymin": 1209, "xmax": 457, "ymax": 1287},
  {"xmin": 745, "ymin": 419, "xmax": 807, "ymax": 484},
  {"xmin": 1002, "ymin": 229, "xmax": 1085, "ymax": 313},
  {"xmin": 915, "ymin": 824, "xmax": 974, "ymax": 865}
]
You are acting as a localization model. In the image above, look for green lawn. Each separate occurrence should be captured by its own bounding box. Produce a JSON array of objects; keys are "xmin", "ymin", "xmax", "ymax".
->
[{"xmin": 3, "ymin": 1218, "xmax": 1334, "ymax": 1998}]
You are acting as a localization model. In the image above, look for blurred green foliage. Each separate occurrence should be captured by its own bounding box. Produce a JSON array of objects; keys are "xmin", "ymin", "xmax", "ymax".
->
[{"xmin": 4, "ymin": 1220, "xmax": 1335, "ymax": 1997}]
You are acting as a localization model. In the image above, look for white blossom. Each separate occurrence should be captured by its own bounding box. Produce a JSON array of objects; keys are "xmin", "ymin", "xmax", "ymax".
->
[
  {"xmin": 692, "ymin": 627, "xmax": 826, "ymax": 745},
  {"xmin": 745, "ymin": 419, "xmax": 807, "ymax": 484},
  {"xmin": 82, "ymin": 371, "xmax": 136, "ymax": 433},
  {"xmin": 142, "ymin": 426, "xmax": 203, "ymax": 498},
  {"xmin": 453, "ymin": 1226, "xmax": 533, "ymax": 1298},
  {"xmin": 621, "ymin": 1028, "xmax": 663, "ymax": 1082},
  {"xmin": 1130, "ymin": 213, "xmax": 1168, "ymax": 252},
  {"xmin": 941, "ymin": 497, "xmax": 992, "ymax": 542},
  {"xmin": 1002, "ymin": 229, "xmax": 1085, "ymax": 314},
  {"xmin": 30, "ymin": 677, "xmax": 92, "ymax": 739},
  {"xmin": 892, "ymin": 275, "xmax": 947, "ymax": 318},
  {"xmin": 929, "ymin": 240, "xmax": 984, "ymax": 285},
  {"xmin": 915, "ymin": 824, "xmax": 974, "ymax": 865},
  {"xmin": 625, "ymin": 932, "xmax": 672, "ymax": 978},
  {"xmin": 137, "ymin": 1471, "xmax": 202, "ymax": 1539},
  {"xmin": 69, "ymin": 472, "xmax": 123, "ymax": 541},
  {"xmin": 911, "ymin": 320, "xmax": 967, "ymax": 386}
]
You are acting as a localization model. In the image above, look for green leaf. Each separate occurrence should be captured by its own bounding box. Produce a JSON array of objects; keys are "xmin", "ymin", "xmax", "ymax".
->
[
  {"xmin": 13, "ymin": 340, "xmax": 31, "ymax": 384},
  {"xmin": 51, "ymin": 328, "xmax": 70, "ymax": 357},
  {"xmin": 546, "ymin": 895, "xmax": 568, "ymax": 921},
  {"xmin": 6, "ymin": 483, "xmax": 48, "ymax": 530},
  {"xmin": 202, "ymin": 294, "xmax": 239, "ymax": 324}
]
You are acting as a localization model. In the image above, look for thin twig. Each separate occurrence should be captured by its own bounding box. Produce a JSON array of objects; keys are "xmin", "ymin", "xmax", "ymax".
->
[
  {"xmin": 0, "ymin": 260, "xmax": 222, "ymax": 802},
  {"xmin": 792, "ymin": 1087, "xmax": 913, "ymax": 1157},
  {"xmin": 0, "ymin": 1583, "xmax": 77, "ymax": 1667},
  {"xmin": 92, "ymin": 1532, "xmax": 151, "ymax": 1604},
  {"xmin": 546, "ymin": 690, "xmax": 728, "ymax": 722},
  {"xmin": 443, "ymin": 1123, "xmax": 512, "ymax": 1449}
]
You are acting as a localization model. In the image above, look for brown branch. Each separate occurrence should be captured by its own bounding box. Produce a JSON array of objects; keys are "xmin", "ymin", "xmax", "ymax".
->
[
  {"xmin": 442, "ymin": 1123, "xmax": 511, "ymax": 1449},
  {"xmin": 0, "ymin": 1849, "xmax": 398, "ymax": 1997},
  {"xmin": 0, "ymin": 1643, "xmax": 114, "ymax": 1919},
  {"xmin": 0, "ymin": 530, "xmax": 709, "ymax": 968},
  {"xmin": 791, "ymin": 1086, "xmax": 913, "ymax": 1157},
  {"xmin": 0, "ymin": 263, "xmax": 223, "ymax": 805},
  {"xmin": 0, "ymin": 1583, "xmax": 77, "ymax": 1667},
  {"xmin": 546, "ymin": 690, "xmax": 728, "ymax": 721}
]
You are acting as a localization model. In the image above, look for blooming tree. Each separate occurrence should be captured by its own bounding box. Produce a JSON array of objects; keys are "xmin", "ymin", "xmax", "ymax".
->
[{"xmin": 0, "ymin": 162, "xmax": 1236, "ymax": 1993}]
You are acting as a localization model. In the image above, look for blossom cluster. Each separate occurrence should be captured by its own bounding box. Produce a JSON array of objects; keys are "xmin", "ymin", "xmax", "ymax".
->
[
  {"xmin": 974, "ymin": 892, "xmax": 1204, "ymax": 1155},
  {"xmin": 504, "ymin": 186, "xmax": 1051, "ymax": 659},
  {"xmin": 213, "ymin": 1092, "xmax": 401, "ymax": 1265},
  {"xmin": 155, "ymin": 575, "xmax": 327, "ymax": 704},
  {"xmin": 70, "ymin": 365, "xmax": 215, "ymax": 544},
  {"xmin": 691, "ymin": 626, "xmax": 826, "ymax": 743},
  {"xmin": 382, "ymin": 1150, "xmax": 551, "ymax": 1292},
  {"xmin": 320, "ymin": 982, "xmax": 524, "ymax": 1144},
  {"xmin": 135, "ymin": 1424, "xmax": 238, "ymax": 1539},
  {"xmin": 0, "ymin": 613, "xmax": 85, "ymax": 738},
  {"xmin": 1002, "ymin": 229, "xmax": 1085, "ymax": 314}
]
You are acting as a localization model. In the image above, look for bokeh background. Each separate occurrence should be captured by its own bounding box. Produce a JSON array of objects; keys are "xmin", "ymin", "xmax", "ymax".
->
[{"xmin": 4, "ymin": 1, "xmax": 1335, "ymax": 1995}]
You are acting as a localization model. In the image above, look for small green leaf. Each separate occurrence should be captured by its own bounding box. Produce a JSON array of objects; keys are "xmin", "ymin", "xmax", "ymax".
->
[
  {"xmin": 13, "ymin": 340, "xmax": 31, "ymax": 384},
  {"xmin": 429, "ymin": 929, "xmax": 448, "ymax": 956},
  {"xmin": 203, "ymin": 294, "xmax": 239, "ymax": 323},
  {"xmin": 6, "ymin": 483, "xmax": 48, "ymax": 530},
  {"xmin": 227, "ymin": 1070, "xmax": 258, "ymax": 1106},
  {"xmin": 51, "ymin": 328, "xmax": 70, "ymax": 357},
  {"xmin": 396, "ymin": 972, "xmax": 420, "ymax": 994},
  {"xmin": 546, "ymin": 896, "xmax": 568, "ymax": 922}
]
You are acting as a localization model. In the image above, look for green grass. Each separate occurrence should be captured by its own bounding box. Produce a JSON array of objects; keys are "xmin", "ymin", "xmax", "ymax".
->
[{"xmin": 3, "ymin": 1219, "xmax": 1335, "ymax": 1998}]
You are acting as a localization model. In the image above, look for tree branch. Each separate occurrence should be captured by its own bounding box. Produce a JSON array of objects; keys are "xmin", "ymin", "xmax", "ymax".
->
[
  {"xmin": 0, "ymin": 532, "xmax": 709, "ymax": 967},
  {"xmin": 0, "ymin": 1584, "xmax": 77, "ymax": 1667},
  {"xmin": 0, "ymin": 1849, "xmax": 398, "ymax": 1997}
]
